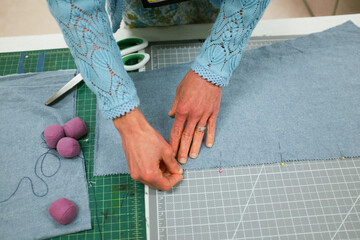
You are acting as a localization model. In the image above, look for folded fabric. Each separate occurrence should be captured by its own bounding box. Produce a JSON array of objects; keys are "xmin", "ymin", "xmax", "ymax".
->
[
  {"xmin": 0, "ymin": 71, "xmax": 91, "ymax": 240},
  {"xmin": 94, "ymin": 21, "xmax": 360, "ymax": 176}
]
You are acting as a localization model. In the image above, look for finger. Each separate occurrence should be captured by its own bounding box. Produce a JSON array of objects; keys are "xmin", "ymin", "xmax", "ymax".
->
[
  {"xmin": 130, "ymin": 170, "xmax": 158, "ymax": 189},
  {"xmin": 168, "ymin": 94, "xmax": 179, "ymax": 117},
  {"xmin": 140, "ymin": 180, "xmax": 159, "ymax": 190},
  {"xmin": 139, "ymin": 163, "xmax": 182, "ymax": 191},
  {"xmin": 160, "ymin": 161, "xmax": 175, "ymax": 179},
  {"xmin": 138, "ymin": 167, "xmax": 168, "ymax": 190},
  {"xmin": 165, "ymin": 173, "xmax": 183, "ymax": 189},
  {"xmin": 206, "ymin": 114, "xmax": 217, "ymax": 148},
  {"xmin": 152, "ymin": 170, "xmax": 183, "ymax": 191},
  {"xmin": 189, "ymin": 117, "xmax": 208, "ymax": 158},
  {"xmin": 159, "ymin": 160, "xmax": 167, "ymax": 173},
  {"xmin": 162, "ymin": 147, "xmax": 183, "ymax": 174},
  {"xmin": 177, "ymin": 120, "xmax": 197, "ymax": 164},
  {"xmin": 170, "ymin": 114, "xmax": 186, "ymax": 156}
]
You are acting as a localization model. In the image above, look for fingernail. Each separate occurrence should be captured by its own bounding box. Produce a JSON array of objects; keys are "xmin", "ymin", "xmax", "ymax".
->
[
  {"xmin": 179, "ymin": 158, "xmax": 187, "ymax": 164},
  {"xmin": 190, "ymin": 153, "xmax": 198, "ymax": 159},
  {"xmin": 179, "ymin": 168, "xmax": 183, "ymax": 174},
  {"xmin": 173, "ymin": 152, "xmax": 176, "ymax": 157},
  {"xmin": 207, "ymin": 143, "xmax": 213, "ymax": 148}
]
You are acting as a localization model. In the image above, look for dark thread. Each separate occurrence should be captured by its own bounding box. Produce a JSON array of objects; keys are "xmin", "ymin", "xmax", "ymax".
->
[
  {"xmin": 0, "ymin": 133, "xmax": 62, "ymax": 204},
  {"xmin": 40, "ymin": 131, "xmax": 49, "ymax": 148},
  {"xmin": 278, "ymin": 142, "xmax": 283, "ymax": 162},
  {"xmin": 220, "ymin": 151, "xmax": 222, "ymax": 168},
  {"xmin": 41, "ymin": 151, "xmax": 62, "ymax": 178},
  {"xmin": 0, "ymin": 149, "xmax": 61, "ymax": 203},
  {"xmin": 337, "ymin": 144, "xmax": 344, "ymax": 159},
  {"xmin": 89, "ymin": 182, "xmax": 103, "ymax": 240}
]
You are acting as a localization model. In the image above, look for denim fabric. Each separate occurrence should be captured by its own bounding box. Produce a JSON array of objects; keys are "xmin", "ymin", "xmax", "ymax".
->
[
  {"xmin": 0, "ymin": 71, "xmax": 91, "ymax": 239},
  {"xmin": 94, "ymin": 21, "xmax": 360, "ymax": 175}
]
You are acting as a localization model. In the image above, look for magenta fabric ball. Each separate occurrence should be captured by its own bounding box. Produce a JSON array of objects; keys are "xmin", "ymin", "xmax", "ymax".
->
[
  {"xmin": 63, "ymin": 117, "xmax": 87, "ymax": 139},
  {"xmin": 44, "ymin": 124, "xmax": 65, "ymax": 148},
  {"xmin": 56, "ymin": 137, "xmax": 80, "ymax": 158},
  {"xmin": 49, "ymin": 198, "xmax": 77, "ymax": 225}
]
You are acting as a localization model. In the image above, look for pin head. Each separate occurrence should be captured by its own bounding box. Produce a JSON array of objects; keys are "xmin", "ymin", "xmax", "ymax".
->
[{"xmin": 219, "ymin": 169, "xmax": 223, "ymax": 173}]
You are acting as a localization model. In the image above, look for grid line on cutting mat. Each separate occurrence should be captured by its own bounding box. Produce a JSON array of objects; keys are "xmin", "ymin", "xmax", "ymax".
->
[
  {"xmin": 156, "ymin": 158, "xmax": 360, "ymax": 240},
  {"xmin": 149, "ymin": 39, "xmax": 360, "ymax": 240}
]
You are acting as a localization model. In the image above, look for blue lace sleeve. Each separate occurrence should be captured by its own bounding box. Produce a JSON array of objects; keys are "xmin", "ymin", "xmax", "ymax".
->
[
  {"xmin": 47, "ymin": 0, "xmax": 139, "ymax": 119},
  {"xmin": 191, "ymin": 0, "xmax": 270, "ymax": 87}
]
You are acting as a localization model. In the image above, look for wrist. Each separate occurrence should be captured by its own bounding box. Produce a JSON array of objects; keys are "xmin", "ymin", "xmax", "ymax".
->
[
  {"xmin": 112, "ymin": 108, "xmax": 147, "ymax": 136},
  {"xmin": 191, "ymin": 61, "xmax": 229, "ymax": 87}
]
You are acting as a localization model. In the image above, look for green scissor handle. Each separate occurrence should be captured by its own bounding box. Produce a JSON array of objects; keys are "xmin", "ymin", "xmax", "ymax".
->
[
  {"xmin": 122, "ymin": 53, "xmax": 150, "ymax": 71},
  {"xmin": 117, "ymin": 37, "xmax": 148, "ymax": 56},
  {"xmin": 117, "ymin": 37, "xmax": 150, "ymax": 71}
]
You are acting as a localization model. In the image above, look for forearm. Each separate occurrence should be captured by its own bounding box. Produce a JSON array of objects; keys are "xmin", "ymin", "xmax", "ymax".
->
[
  {"xmin": 47, "ymin": 0, "xmax": 139, "ymax": 119},
  {"xmin": 192, "ymin": 0, "xmax": 271, "ymax": 87}
]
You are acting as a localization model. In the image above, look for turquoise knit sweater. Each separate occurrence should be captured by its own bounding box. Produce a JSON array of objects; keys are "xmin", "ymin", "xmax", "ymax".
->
[{"xmin": 47, "ymin": 0, "xmax": 270, "ymax": 119}]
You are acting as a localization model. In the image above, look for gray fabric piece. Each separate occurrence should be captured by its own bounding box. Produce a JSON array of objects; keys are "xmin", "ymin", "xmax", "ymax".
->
[
  {"xmin": 0, "ymin": 71, "xmax": 91, "ymax": 240},
  {"xmin": 94, "ymin": 21, "xmax": 360, "ymax": 176}
]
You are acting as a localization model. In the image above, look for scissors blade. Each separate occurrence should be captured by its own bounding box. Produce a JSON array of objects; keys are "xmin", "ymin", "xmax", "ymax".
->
[{"xmin": 44, "ymin": 73, "xmax": 83, "ymax": 106}]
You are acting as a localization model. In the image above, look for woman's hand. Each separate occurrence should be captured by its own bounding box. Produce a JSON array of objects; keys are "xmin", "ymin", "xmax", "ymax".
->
[
  {"xmin": 113, "ymin": 108, "xmax": 183, "ymax": 191},
  {"xmin": 169, "ymin": 70, "xmax": 222, "ymax": 164}
]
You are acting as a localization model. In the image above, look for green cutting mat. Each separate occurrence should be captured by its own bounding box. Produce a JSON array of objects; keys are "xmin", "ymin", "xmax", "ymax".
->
[{"xmin": 0, "ymin": 49, "xmax": 146, "ymax": 240}]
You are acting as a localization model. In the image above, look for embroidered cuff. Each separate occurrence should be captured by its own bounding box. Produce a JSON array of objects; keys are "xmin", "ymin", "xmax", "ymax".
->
[
  {"xmin": 102, "ymin": 95, "xmax": 140, "ymax": 119},
  {"xmin": 191, "ymin": 61, "xmax": 229, "ymax": 87}
]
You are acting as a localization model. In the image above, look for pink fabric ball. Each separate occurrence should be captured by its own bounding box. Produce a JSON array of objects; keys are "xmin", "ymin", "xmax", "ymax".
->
[
  {"xmin": 56, "ymin": 137, "xmax": 80, "ymax": 158},
  {"xmin": 63, "ymin": 117, "xmax": 87, "ymax": 139},
  {"xmin": 44, "ymin": 124, "xmax": 65, "ymax": 148},
  {"xmin": 49, "ymin": 198, "xmax": 77, "ymax": 225}
]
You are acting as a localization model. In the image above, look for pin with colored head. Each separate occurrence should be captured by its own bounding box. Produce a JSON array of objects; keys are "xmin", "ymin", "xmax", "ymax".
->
[
  {"xmin": 338, "ymin": 145, "xmax": 345, "ymax": 160},
  {"xmin": 219, "ymin": 157, "xmax": 222, "ymax": 173}
]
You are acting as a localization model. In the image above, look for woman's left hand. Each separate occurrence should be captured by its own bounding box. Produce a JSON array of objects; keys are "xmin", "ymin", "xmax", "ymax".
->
[{"xmin": 168, "ymin": 70, "xmax": 222, "ymax": 164}]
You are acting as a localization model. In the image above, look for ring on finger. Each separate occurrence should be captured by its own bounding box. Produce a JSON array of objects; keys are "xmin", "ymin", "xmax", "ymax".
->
[{"xmin": 196, "ymin": 126, "xmax": 206, "ymax": 131}]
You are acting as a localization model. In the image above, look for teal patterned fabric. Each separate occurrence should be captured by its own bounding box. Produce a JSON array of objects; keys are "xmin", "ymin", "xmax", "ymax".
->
[
  {"xmin": 123, "ymin": 0, "xmax": 219, "ymax": 28},
  {"xmin": 192, "ymin": 0, "xmax": 271, "ymax": 86},
  {"xmin": 47, "ymin": 0, "xmax": 269, "ymax": 119},
  {"xmin": 47, "ymin": 0, "xmax": 140, "ymax": 120}
]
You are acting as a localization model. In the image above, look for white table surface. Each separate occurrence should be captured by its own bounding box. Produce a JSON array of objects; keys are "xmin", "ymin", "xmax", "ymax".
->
[{"xmin": 0, "ymin": 14, "xmax": 359, "ymax": 53}]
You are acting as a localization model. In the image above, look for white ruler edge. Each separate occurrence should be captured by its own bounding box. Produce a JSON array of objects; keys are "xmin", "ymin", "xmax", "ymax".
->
[
  {"xmin": 0, "ymin": 14, "xmax": 360, "ymax": 53},
  {"xmin": 145, "ymin": 185, "xmax": 151, "ymax": 240}
]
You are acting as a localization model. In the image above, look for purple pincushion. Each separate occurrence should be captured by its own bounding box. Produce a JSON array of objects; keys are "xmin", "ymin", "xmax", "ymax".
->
[
  {"xmin": 56, "ymin": 137, "xmax": 80, "ymax": 158},
  {"xmin": 63, "ymin": 117, "xmax": 87, "ymax": 139},
  {"xmin": 49, "ymin": 198, "xmax": 77, "ymax": 225},
  {"xmin": 44, "ymin": 124, "xmax": 65, "ymax": 148}
]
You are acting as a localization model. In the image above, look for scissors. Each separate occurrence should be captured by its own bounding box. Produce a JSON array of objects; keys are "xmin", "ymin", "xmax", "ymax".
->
[{"xmin": 45, "ymin": 37, "xmax": 150, "ymax": 105}]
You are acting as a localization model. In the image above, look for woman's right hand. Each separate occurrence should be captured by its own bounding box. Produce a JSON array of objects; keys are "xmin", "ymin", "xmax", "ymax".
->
[{"xmin": 113, "ymin": 108, "xmax": 183, "ymax": 191}]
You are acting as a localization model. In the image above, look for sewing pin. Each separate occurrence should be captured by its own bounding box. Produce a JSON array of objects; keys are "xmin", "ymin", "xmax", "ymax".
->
[{"xmin": 219, "ymin": 153, "xmax": 223, "ymax": 173}]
